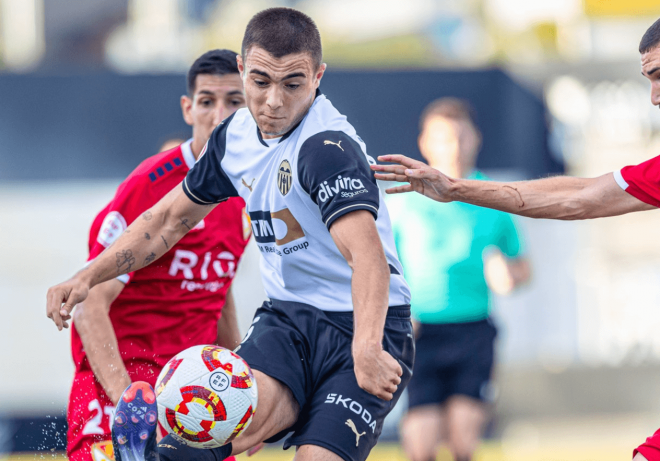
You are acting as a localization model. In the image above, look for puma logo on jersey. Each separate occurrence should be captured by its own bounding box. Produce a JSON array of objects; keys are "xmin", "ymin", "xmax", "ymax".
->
[
  {"xmin": 324, "ymin": 140, "xmax": 344, "ymax": 151},
  {"xmin": 346, "ymin": 419, "xmax": 366, "ymax": 447},
  {"xmin": 242, "ymin": 177, "xmax": 255, "ymax": 192}
]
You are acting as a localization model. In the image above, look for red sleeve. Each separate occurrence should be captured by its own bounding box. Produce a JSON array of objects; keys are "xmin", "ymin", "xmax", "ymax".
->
[
  {"xmin": 88, "ymin": 173, "xmax": 156, "ymax": 284},
  {"xmin": 615, "ymin": 155, "xmax": 660, "ymax": 208},
  {"xmin": 635, "ymin": 428, "xmax": 660, "ymax": 461}
]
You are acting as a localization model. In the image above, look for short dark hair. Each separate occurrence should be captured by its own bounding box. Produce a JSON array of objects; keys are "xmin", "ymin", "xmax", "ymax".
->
[
  {"xmin": 419, "ymin": 97, "xmax": 479, "ymax": 133},
  {"xmin": 640, "ymin": 18, "xmax": 660, "ymax": 54},
  {"xmin": 187, "ymin": 49, "xmax": 239, "ymax": 95},
  {"xmin": 242, "ymin": 7, "xmax": 322, "ymax": 68}
]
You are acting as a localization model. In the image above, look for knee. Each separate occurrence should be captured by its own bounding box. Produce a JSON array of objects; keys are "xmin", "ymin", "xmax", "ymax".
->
[
  {"xmin": 446, "ymin": 433, "xmax": 479, "ymax": 461},
  {"xmin": 401, "ymin": 421, "xmax": 437, "ymax": 461}
]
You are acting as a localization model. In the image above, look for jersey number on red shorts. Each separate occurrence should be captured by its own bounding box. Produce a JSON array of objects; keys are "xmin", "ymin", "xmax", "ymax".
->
[{"xmin": 82, "ymin": 399, "xmax": 115, "ymax": 435}]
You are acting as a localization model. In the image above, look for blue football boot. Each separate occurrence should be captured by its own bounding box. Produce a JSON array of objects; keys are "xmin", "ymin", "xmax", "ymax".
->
[{"xmin": 111, "ymin": 381, "xmax": 159, "ymax": 461}]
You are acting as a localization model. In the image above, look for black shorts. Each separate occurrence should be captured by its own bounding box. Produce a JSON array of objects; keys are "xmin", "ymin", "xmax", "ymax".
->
[
  {"xmin": 235, "ymin": 299, "xmax": 414, "ymax": 461},
  {"xmin": 407, "ymin": 319, "xmax": 496, "ymax": 409}
]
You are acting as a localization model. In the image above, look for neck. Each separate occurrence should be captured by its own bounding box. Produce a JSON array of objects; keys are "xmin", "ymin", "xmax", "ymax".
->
[
  {"xmin": 261, "ymin": 132, "xmax": 283, "ymax": 140},
  {"xmin": 190, "ymin": 137, "xmax": 205, "ymax": 160}
]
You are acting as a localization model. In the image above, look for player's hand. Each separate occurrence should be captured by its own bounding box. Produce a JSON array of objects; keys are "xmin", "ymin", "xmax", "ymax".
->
[
  {"xmin": 353, "ymin": 342, "xmax": 402, "ymax": 401},
  {"xmin": 370, "ymin": 154, "xmax": 455, "ymax": 203},
  {"xmin": 46, "ymin": 276, "xmax": 90, "ymax": 331}
]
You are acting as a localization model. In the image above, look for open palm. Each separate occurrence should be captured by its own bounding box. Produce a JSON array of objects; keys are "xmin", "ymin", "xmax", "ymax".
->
[{"xmin": 370, "ymin": 154, "xmax": 454, "ymax": 203}]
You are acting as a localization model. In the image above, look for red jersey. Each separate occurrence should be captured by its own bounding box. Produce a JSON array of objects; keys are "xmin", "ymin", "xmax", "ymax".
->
[
  {"xmin": 71, "ymin": 140, "xmax": 251, "ymax": 373},
  {"xmin": 615, "ymin": 155, "xmax": 660, "ymax": 207}
]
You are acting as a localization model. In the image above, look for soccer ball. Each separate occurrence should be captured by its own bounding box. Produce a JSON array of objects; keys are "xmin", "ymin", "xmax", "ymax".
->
[{"xmin": 155, "ymin": 345, "xmax": 258, "ymax": 448}]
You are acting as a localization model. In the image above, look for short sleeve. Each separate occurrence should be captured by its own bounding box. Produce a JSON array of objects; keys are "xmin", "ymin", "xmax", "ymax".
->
[
  {"xmin": 494, "ymin": 212, "xmax": 524, "ymax": 259},
  {"xmin": 183, "ymin": 114, "xmax": 239, "ymax": 205},
  {"xmin": 615, "ymin": 155, "xmax": 660, "ymax": 208},
  {"xmin": 298, "ymin": 131, "xmax": 379, "ymax": 229},
  {"xmin": 634, "ymin": 427, "xmax": 660, "ymax": 461}
]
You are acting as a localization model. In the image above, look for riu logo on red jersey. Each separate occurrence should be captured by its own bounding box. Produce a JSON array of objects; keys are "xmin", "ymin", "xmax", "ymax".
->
[{"xmin": 170, "ymin": 249, "xmax": 237, "ymax": 293}]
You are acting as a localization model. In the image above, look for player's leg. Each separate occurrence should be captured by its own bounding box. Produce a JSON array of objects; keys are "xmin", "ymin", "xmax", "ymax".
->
[
  {"xmin": 67, "ymin": 371, "xmax": 116, "ymax": 461},
  {"xmin": 156, "ymin": 303, "xmax": 306, "ymax": 461},
  {"xmin": 294, "ymin": 444, "xmax": 344, "ymax": 461},
  {"xmin": 444, "ymin": 319, "xmax": 497, "ymax": 461},
  {"xmin": 229, "ymin": 369, "xmax": 299, "ymax": 453},
  {"xmin": 400, "ymin": 322, "xmax": 450, "ymax": 461},
  {"xmin": 445, "ymin": 395, "xmax": 487, "ymax": 461},
  {"xmin": 156, "ymin": 369, "xmax": 298, "ymax": 461},
  {"xmin": 400, "ymin": 405, "xmax": 443, "ymax": 461},
  {"xmin": 281, "ymin": 306, "xmax": 415, "ymax": 461}
]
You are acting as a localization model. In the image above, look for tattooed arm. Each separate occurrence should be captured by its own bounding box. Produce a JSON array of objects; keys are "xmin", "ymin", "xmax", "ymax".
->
[
  {"xmin": 372, "ymin": 154, "xmax": 654, "ymax": 219},
  {"xmin": 47, "ymin": 183, "xmax": 217, "ymax": 330}
]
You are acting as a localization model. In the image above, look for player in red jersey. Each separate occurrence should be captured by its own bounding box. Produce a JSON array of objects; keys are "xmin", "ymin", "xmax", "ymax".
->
[
  {"xmin": 370, "ymin": 17, "xmax": 660, "ymax": 461},
  {"xmin": 65, "ymin": 49, "xmax": 250, "ymax": 461}
]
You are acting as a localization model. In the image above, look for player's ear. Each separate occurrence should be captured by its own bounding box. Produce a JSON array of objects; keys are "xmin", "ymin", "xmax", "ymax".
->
[
  {"xmin": 181, "ymin": 95, "xmax": 193, "ymax": 126},
  {"xmin": 237, "ymin": 54, "xmax": 245, "ymax": 79},
  {"xmin": 314, "ymin": 63, "xmax": 327, "ymax": 87}
]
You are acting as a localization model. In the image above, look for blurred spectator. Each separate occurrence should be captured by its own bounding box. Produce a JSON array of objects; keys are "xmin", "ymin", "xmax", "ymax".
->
[{"xmin": 389, "ymin": 98, "xmax": 530, "ymax": 461}]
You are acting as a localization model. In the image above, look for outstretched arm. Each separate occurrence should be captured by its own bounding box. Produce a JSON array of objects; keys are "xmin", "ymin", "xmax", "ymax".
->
[
  {"xmin": 330, "ymin": 210, "xmax": 403, "ymax": 401},
  {"xmin": 47, "ymin": 183, "xmax": 217, "ymax": 330},
  {"xmin": 371, "ymin": 154, "xmax": 655, "ymax": 219}
]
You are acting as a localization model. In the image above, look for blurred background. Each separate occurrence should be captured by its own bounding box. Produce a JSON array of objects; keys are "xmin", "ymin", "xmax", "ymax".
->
[{"xmin": 3, "ymin": 0, "xmax": 660, "ymax": 459}]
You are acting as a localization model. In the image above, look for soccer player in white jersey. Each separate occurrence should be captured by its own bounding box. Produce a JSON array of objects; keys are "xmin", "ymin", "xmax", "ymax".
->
[
  {"xmin": 371, "ymin": 16, "xmax": 660, "ymax": 461},
  {"xmin": 46, "ymin": 7, "xmax": 413, "ymax": 461}
]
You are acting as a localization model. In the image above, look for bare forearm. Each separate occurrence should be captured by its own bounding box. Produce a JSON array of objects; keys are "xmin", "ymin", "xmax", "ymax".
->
[
  {"xmin": 450, "ymin": 176, "xmax": 595, "ymax": 220},
  {"xmin": 81, "ymin": 186, "xmax": 204, "ymax": 289},
  {"xmin": 351, "ymin": 254, "xmax": 390, "ymax": 349},
  {"xmin": 46, "ymin": 185, "xmax": 215, "ymax": 331},
  {"xmin": 329, "ymin": 210, "xmax": 402, "ymax": 400},
  {"xmin": 83, "ymin": 213, "xmax": 184, "ymax": 286},
  {"xmin": 450, "ymin": 173, "xmax": 653, "ymax": 219}
]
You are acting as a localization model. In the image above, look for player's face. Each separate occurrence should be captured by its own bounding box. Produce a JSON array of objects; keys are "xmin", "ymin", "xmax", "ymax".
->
[
  {"xmin": 238, "ymin": 46, "xmax": 326, "ymax": 138},
  {"xmin": 641, "ymin": 45, "xmax": 660, "ymax": 108},
  {"xmin": 181, "ymin": 73, "xmax": 245, "ymax": 147},
  {"xmin": 418, "ymin": 116, "xmax": 479, "ymax": 178}
]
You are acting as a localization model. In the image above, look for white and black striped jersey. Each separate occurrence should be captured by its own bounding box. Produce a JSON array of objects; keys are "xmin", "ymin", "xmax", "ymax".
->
[{"xmin": 183, "ymin": 91, "xmax": 410, "ymax": 311}]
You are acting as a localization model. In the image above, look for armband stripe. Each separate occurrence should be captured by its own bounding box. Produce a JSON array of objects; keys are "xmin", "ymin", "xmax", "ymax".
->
[
  {"xmin": 613, "ymin": 169, "xmax": 629, "ymax": 190},
  {"xmin": 324, "ymin": 203, "xmax": 378, "ymax": 226},
  {"xmin": 182, "ymin": 177, "xmax": 216, "ymax": 205}
]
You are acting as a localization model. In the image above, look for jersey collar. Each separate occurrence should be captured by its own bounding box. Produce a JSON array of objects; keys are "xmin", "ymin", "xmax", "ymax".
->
[
  {"xmin": 181, "ymin": 138, "xmax": 196, "ymax": 169},
  {"xmin": 256, "ymin": 89, "xmax": 323, "ymax": 147}
]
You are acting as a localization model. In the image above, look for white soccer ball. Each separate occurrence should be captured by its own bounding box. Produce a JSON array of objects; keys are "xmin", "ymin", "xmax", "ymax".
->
[{"xmin": 155, "ymin": 345, "xmax": 258, "ymax": 448}]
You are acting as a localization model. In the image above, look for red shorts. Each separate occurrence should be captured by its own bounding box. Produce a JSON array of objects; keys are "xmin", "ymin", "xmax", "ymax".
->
[{"xmin": 67, "ymin": 369, "xmax": 239, "ymax": 461}]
